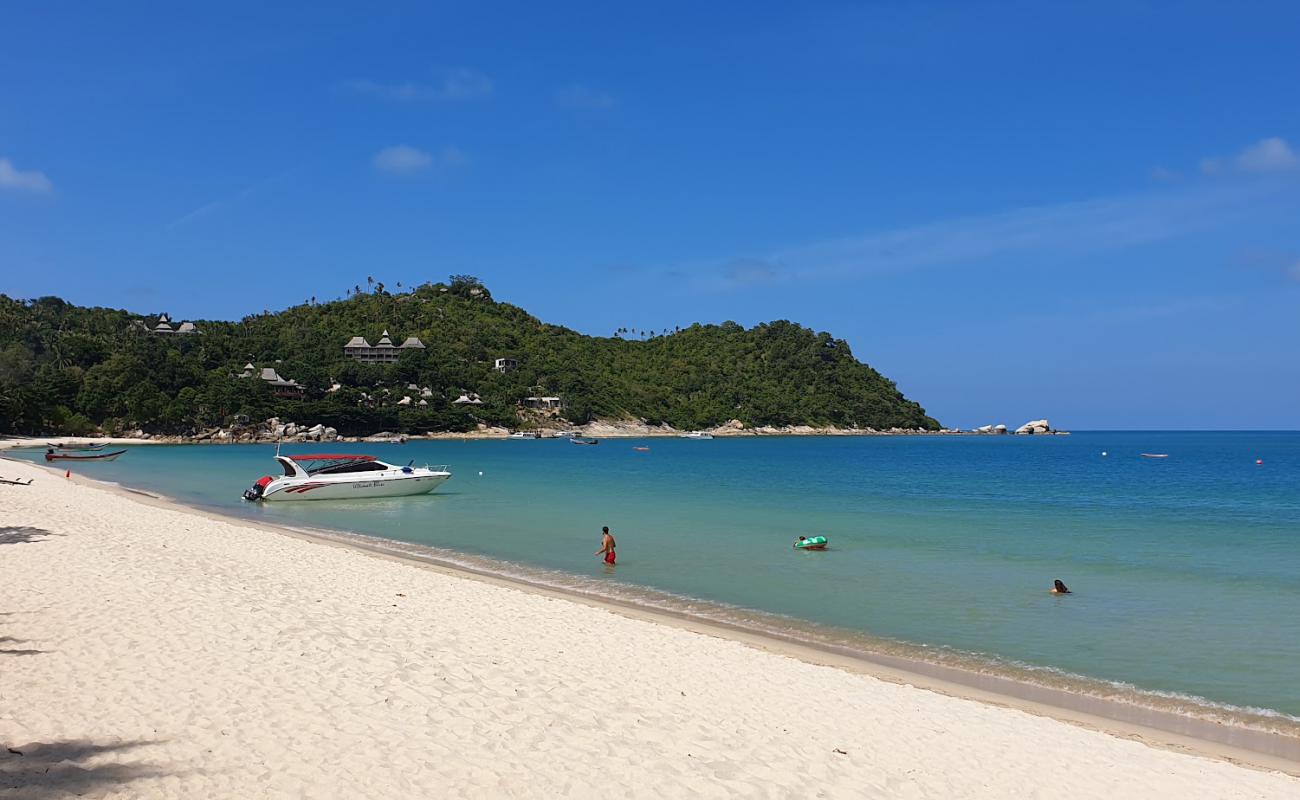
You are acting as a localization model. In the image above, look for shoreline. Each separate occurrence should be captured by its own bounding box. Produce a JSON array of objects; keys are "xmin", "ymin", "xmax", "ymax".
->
[
  {"xmin": 7, "ymin": 454, "xmax": 1297, "ymax": 775},
  {"xmin": 0, "ymin": 423, "xmax": 1068, "ymax": 448}
]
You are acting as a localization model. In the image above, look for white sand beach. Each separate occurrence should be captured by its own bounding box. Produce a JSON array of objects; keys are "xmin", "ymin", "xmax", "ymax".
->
[{"xmin": 1, "ymin": 457, "xmax": 1297, "ymax": 799}]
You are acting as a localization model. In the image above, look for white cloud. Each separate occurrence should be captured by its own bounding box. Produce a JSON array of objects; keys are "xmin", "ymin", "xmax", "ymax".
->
[
  {"xmin": 372, "ymin": 145, "xmax": 467, "ymax": 176},
  {"xmin": 1198, "ymin": 137, "xmax": 1298, "ymax": 176},
  {"xmin": 0, "ymin": 157, "xmax": 53, "ymax": 194},
  {"xmin": 1235, "ymin": 137, "xmax": 1298, "ymax": 172},
  {"xmin": 343, "ymin": 69, "xmax": 492, "ymax": 102},
  {"xmin": 555, "ymin": 84, "xmax": 618, "ymax": 110},
  {"xmin": 374, "ymin": 145, "xmax": 432, "ymax": 174}
]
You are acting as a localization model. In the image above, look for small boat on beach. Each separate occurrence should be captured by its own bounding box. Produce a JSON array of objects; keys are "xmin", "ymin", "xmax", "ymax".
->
[
  {"xmin": 509, "ymin": 431, "xmax": 542, "ymax": 440},
  {"xmin": 243, "ymin": 453, "xmax": 451, "ymax": 502},
  {"xmin": 1140, "ymin": 453, "xmax": 1169, "ymax": 459},
  {"xmin": 570, "ymin": 437, "xmax": 599, "ymax": 446},
  {"xmin": 44, "ymin": 449, "xmax": 126, "ymax": 462},
  {"xmin": 680, "ymin": 431, "xmax": 714, "ymax": 440}
]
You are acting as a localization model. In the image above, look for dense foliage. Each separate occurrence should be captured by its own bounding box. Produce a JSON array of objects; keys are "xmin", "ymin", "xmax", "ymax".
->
[{"xmin": 0, "ymin": 280, "xmax": 939, "ymax": 436}]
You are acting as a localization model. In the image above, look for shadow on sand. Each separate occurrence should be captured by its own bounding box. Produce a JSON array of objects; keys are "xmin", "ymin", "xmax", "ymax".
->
[
  {"xmin": 0, "ymin": 527, "xmax": 60, "ymax": 546},
  {"xmin": 1, "ymin": 739, "xmax": 166, "ymax": 799}
]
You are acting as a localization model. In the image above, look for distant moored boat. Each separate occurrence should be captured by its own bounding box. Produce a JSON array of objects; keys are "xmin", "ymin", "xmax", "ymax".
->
[{"xmin": 44, "ymin": 449, "xmax": 126, "ymax": 462}]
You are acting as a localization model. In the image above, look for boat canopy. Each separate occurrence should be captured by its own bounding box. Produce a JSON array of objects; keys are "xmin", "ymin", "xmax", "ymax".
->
[
  {"xmin": 289, "ymin": 454, "xmax": 377, "ymax": 461},
  {"xmin": 277, "ymin": 454, "xmax": 380, "ymax": 477}
]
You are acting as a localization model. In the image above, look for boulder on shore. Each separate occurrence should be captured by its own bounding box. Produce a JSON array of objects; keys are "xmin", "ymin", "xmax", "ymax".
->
[{"xmin": 1014, "ymin": 419, "xmax": 1052, "ymax": 435}]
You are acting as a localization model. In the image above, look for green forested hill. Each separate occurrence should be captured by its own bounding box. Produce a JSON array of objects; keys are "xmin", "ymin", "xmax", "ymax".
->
[{"xmin": 0, "ymin": 278, "xmax": 938, "ymax": 435}]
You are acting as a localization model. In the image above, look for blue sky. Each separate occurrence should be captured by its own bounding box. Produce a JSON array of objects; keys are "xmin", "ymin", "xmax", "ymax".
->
[{"xmin": 2, "ymin": 1, "xmax": 1298, "ymax": 429}]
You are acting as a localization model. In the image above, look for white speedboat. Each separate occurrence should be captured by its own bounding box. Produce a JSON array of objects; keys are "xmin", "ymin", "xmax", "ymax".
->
[
  {"xmin": 680, "ymin": 431, "xmax": 714, "ymax": 440},
  {"xmin": 243, "ymin": 453, "xmax": 451, "ymax": 502},
  {"xmin": 509, "ymin": 431, "xmax": 542, "ymax": 439}
]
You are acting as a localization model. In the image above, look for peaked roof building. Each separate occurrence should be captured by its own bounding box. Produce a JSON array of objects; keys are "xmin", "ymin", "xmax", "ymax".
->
[
  {"xmin": 344, "ymin": 330, "xmax": 427, "ymax": 364},
  {"xmin": 149, "ymin": 314, "xmax": 198, "ymax": 334}
]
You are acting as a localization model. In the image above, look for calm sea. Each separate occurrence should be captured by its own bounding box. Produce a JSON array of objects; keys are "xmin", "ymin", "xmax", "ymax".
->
[{"xmin": 15, "ymin": 432, "xmax": 1300, "ymax": 726}]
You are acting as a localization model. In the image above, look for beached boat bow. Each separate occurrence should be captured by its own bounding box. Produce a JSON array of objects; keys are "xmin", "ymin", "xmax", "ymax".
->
[{"xmin": 44, "ymin": 449, "xmax": 126, "ymax": 462}]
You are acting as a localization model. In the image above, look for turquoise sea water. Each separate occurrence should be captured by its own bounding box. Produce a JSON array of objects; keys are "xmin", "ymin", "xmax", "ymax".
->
[{"xmin": 14, "ymin": 432, "xmax": 1300, "ymax": 724}]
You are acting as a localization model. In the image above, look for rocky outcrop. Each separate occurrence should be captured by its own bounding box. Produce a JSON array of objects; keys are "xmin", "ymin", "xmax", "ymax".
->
[
  {"xmin": 174, "ymin": 418, "xmax": 341, "ymax": 444},
  {"xmin": 1014, "ymin": 419, "xmax": 1052, "ymax": 435}
]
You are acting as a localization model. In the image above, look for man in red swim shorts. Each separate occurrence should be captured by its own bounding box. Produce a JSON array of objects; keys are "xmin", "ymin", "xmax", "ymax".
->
[{"xmin": 596, "ymin": 526, "xmax": 617, "ymax": 565}]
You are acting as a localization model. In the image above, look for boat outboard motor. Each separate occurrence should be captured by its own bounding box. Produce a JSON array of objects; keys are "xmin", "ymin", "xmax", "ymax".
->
[{"xmin": 243, "ymin": 475, "xmax": 273, "ymax": 502}]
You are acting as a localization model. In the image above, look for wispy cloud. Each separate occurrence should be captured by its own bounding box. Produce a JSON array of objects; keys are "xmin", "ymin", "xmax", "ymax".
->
[
  {"xmin": 724, "ymin": 258, "xmax": 781, "ymax": 286},
  {"xmin": 1016, "ymin": 294, "xmax": 1242, "ymax": 327},
  {"xmin": 372, "ymin": 145, "xmax": 467, "ymax": 176},
  {"xmin": 1235, "ymin": 247, "xmax": 1300, "ymax": 283},
  {"xmin": 555, "ymin": 84, "xmax": 618, "ymax": 110},
  {"xmin": 1086, "ymin": 296, "xmax": 1240, "ymax": 324},
  {"xmin": 0, "ymin": 157, "xmax": 53, "ymax": 194},
  {"xmin": 684, "ymin": 179, "xmax": 1286, "ymax": 291},
  {"xmin": 342, "ymin": 69, "xmax": 492, "ymax": 102},
  {"xmin": 1201, "ymin": 136, "xmax": 1298, "ymax": 175},
  {"xmin": 165, "ymin": 172, "xmax": 288, "ymax": 230}
]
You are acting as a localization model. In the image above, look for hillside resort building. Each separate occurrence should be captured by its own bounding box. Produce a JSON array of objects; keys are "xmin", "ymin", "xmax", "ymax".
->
[
  {"xmin": 149, "ymin": 314, "xmax": 198, "ymax": 334},
  {"xmin": 344, "ymin": 330, "xmax": 426, "ymax": 364}
]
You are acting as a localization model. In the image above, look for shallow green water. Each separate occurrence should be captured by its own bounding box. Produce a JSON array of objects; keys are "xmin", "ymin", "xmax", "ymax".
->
[{"xmin": 17, "ymin": 432, "xmax": 1299, "ymax": 720}]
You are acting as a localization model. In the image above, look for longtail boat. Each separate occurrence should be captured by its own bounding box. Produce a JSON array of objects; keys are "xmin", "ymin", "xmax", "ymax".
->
[
  {"xmin": 44, "ymin": 449, "xmax": 126, "ymax": 462},
  {"xmin": 47, "ymin": 442, "xmax": 107, "ymax": 452}
]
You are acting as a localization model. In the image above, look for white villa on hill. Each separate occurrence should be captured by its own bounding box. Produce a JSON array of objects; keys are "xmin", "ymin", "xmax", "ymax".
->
[
  {"xmin": 522, "ymin": 396, "xmax": 564, "ymax": 411},
  {"xmin": 494, "ymin": 357, "xmax": 518, "ymax": 373},
  {"xmin": 344, "ymin": 331, "xmax": 426, "ymax": 364},
  {"xmin": 239, "ymin": 363, "xmax": 304, "ymax": 398},
  {"xmin": 453, "ymin": 392, "xmax": 483, "ymax": 405}
]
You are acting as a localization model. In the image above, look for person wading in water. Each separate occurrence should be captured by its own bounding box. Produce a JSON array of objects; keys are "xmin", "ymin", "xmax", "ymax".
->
[{"xmin": 595, "ymin": 526, "xmax": 617, "ymax": 565}]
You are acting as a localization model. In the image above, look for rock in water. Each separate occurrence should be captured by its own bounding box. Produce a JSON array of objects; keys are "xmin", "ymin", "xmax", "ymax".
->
[{"xmin": 1015, "ymin": 419, "xmax": 1051, "ymax": 435}]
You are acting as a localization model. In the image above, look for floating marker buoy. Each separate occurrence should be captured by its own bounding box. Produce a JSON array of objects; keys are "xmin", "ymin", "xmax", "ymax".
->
[
  {"xmin": 1101, "ymin": 451, "xmax": 1108, "ymax": 457},
  {"xmin": 478, "ymin": 470, "xmax": 484, "ymax": 476},
  {"xmin": 1256, "ymin": 459, "xmax": 1263, "ymax": 465}
]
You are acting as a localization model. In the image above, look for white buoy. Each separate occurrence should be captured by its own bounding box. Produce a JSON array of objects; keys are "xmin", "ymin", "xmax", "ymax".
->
[
  {"xmin": 1102, "ymin": 451, "xmax": 1108, "ymax": 457},
  {"xmin": 478, "ymin": 471, "xmax": 484, "ymax": 476}
]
